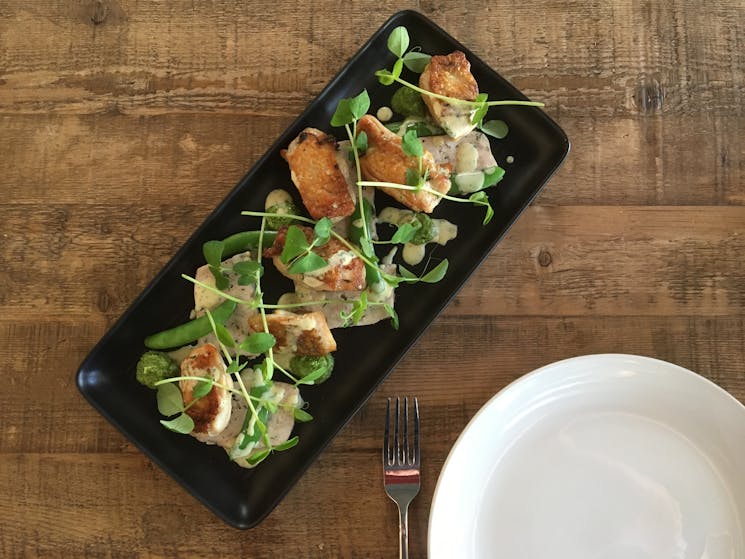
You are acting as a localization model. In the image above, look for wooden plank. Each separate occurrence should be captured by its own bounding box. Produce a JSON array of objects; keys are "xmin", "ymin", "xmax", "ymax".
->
[
  {"xmin": 2, "ymin": 315, "xmax": 743, "ymax": 455},
  {"xmin": 1, "ymin": 2, "xmax": 742, "ymax": 117},
  {"xmin": 1, "ymin": 109, "xmax": 742, "ymax": 210},
  {"xmin": 2, "ymin": 204, "xmax": 743, "ymax": 320},
  {"xmin": 1, "ymin": 0, "xmax": 744, "ymax": 556}
]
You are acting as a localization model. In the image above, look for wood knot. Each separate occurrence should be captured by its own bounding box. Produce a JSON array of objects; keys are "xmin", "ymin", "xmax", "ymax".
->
[
  {"xmin": 632, "ymin": 76, "xmax": 665, "ymax": 114},
  {"xmin": 96, "ymin": 289, "xmax": 112, "ymax": 313},
  {"xmin": 537, "ymin": 249, "xmax": 552, "ymax": 267},
  {"xmin": 90, "ymin": 0, "xmax": 109, "ymax": 25}
]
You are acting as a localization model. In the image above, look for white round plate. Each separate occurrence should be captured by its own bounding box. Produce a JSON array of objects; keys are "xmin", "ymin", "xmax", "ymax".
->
[{"xmin": 428, "ymin": 354, "xmax": 745, "ymax": 559}]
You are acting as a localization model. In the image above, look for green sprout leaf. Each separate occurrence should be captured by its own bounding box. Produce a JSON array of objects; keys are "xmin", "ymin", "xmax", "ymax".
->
[
  {"xmin": 226, "ymin": 360, "xmax": 247, "ymax": 374},
  {"xmin": 383, "ymin": 303, "xmax": 400, "ymax": 330},
  {"xmin": 331, "ymin": 98, "xmax": 354, "ymax": 127},
  {"xmin": 246, "ymin": 449, "xmax": 271, "ymax": 466},
  {"xmin": 314, "ymin": 217, "xmax": 332, "ymax": 245},
  {"xmin": 387, "ymin": 26, "xmax": 410, "ymax": 58},
  {"xmin": 480, "ymin": 119, "xmax": 509, "ymax": 139},
  {"xmin": 202, "ymin": 240, "xmax": 224, "ymax": 268},
  {"xmin": 420, "ymin": 259, "xmax": 449, "ymax": 283},
  {"xmin": 233, "ymin": 260, "xmax": 263, "ymax": 278},
  {"xmin": 202, "ymin": 240, "xmax": 229, "ymax": 290},
  {"xmin": 191, "ymin": 378, "xmax": 214, "ymax": 400},
  {"xmin": 280, "ymin": 225, "xmax": 310, "ymax": 264},
  {"xmin": 348, "ymin": 89, "xmax": 370, "ymax": 120},
  {"xmin": 359, "ymin": 235, "xmax": 375, "ymax": 259},
  {"xmin": 471, "ymin": 93, "xmax": 490, "ymax": 125},
  {"xmin": 391, "ymin": 57, "xmax": 404, "ymax": 81},
  {"xmin": 293, "ymin": 408, "xmax": 313, "ymax": 422},
  {"xmin": 350, "ymin": 290, "xmax": 368, "ymax": 325},
  {"xmin": 398, "ymin": 259, "xmax": 449, "ymax": 284},
  {"xmin": 331, "ymin": 90, "xmax": 370, "ymax": 126},
  {"xmin": 469, "ymin": 191, "xmax": 494, "ymax": 224},
  {"xmin": 405, "ymin": 167, "xmax": 422, "ymax": 187},
  {"xmin": 399, "ymin": 265, "xmax": 418, "ymax": 280},
  {"xmin": 156, "ymin": 383, "xmax": 184, "ymax": 416},
  {"xmin": 273, "ymin": 436, "xmax": 299, "ymax": 452},
  {"xmin": 355, "ymin": 130, "xmax": 368, "ymax": 153},
  {"xmin": 287, "ymin": 252, "xmax": 327, "ymax": 274},
  {"xmin": 375, "ymin": 69, "xmax": 395, "ymax": 86},
  {"xmin": 239, "ymin": 332, "xmax": 276, "ymax": 354},
  {"xmin": 160, "ymin": 413, "xmax": 194, "ymax": 434},
  {"xmin": 401, "ymin": 129, "xmax": 423, "ymax": 158},
  {"xmin": 402, "ymin": 51, "xmax": 431, "ymax": 73},
  {"xmin": 482, "ymin": 166, "xmax": 505, "ymax": 189},
  {"xmin": 295, "ymin": 366, "xmax": 330, "ymax": 385},
  {"xmin": 213, "ymin": 321, "xmax": 236, "ymax": 348},
  {"xmin": 390, "ymin": 221, "xmax": 421, "ymax": 244}
]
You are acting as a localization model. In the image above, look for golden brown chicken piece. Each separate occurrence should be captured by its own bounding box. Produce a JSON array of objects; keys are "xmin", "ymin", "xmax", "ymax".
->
[
  {"xmin": 264, "ymin": 225, "xmax": 366, "ymax": 291},
  {"xmin": 357, "ymin": 115, "xmax": 451, "ymax": 213},
  {"xmin": 419, "ymin": 51, "xmax": 479, "ymax": 140},
  {"xmin": 179, "ymin": 344, "xmax": 233, "ymax": 443},
  {"xmin": 281, "ymin": 128, "xmax": 356, "ymax": 220},
  {"xmin": 247, "ymin": 311, "xmax": 337, "ymax": 362}
]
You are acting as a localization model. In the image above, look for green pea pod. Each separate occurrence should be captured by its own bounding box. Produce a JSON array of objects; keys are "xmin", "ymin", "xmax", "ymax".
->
[
  {"xmin": 348, "ymin": 198, "xmax": 384, "ymax": 289},
  {"xmin": 144, "ymin": 300, "xmax": 237, "ymax": 350},
  {"xmin": 220, "ymin": 231, "xmax": 278, "ymax": 259}
]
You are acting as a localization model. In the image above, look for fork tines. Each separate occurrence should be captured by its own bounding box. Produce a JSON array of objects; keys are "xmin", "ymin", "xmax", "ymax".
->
[{"xmin": 384, "ymin": 396, "xmax": 420, "ymax": 468}]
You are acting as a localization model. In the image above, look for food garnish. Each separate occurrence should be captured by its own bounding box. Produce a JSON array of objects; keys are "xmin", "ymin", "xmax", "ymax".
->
[{"xmin": 135, "ymin": 25, "xmax": 543, "ymax": 468}]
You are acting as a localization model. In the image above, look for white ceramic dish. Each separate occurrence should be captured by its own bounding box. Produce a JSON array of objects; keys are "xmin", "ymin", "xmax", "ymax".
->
[{"xmin": 428, "ymin": 354, "xmax": 745, "ymax": 559}]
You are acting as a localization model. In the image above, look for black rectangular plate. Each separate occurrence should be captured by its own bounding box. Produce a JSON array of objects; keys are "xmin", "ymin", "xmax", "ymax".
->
[{"xmin": 76, "ymin": 10, "xmax": 569, "ymax": 528}]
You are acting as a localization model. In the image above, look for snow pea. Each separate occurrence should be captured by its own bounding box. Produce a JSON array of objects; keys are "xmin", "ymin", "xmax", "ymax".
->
[
  {"xmin": 144, "ymin": 300, "xmax": 237, "ymax": 350},
  {"xmin": 220, "ymin": 230, "xmax": 277, "ymax": 259}
]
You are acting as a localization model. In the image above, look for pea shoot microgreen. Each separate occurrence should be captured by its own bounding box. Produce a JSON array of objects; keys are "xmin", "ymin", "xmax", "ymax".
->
[
  {"xmin": 375, "ymin": 26, "xmax": 544, "ymax": 130},
  {"xmin": 398, "ymin": 258, "xmax": 449, "ymax": 284},
  {"xmin": 280, "ymin": 220, "xmax": 332, "ymax": 275},
  {"xmin": 358, "ymin": 179, "xmax": 494, "ymax": 225}
]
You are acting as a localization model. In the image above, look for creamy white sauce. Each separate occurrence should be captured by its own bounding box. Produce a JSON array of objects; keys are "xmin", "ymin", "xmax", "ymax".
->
[
  {"xmin": 402, "ymin": 243, "xmax": 426, "ymax": 266},
  {"xmin": 455, "ymin": 141, "xmax": 479, "ymax": 173},
  {"xmin": 376, "ymin": 106, "xmax": 393, "ymax": 122},
  {"xmin": 435, "ymin": 220, "xmax": 458, "ymax": 245},
  {"xmin": 377, "ymin": 207, "xmax": 458, "ymax": 266}
]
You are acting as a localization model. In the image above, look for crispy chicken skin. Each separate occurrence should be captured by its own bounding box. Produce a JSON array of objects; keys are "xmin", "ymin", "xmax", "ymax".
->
[
  {"xmin": 281, "ymin": 128, "xmax": 356, "ymax": 220},
  {"xmin": 264, "ymin": 225, "xmax": 366, "ymax": 291},
  {"xmin": 179, "ymin": 344, "xmax": 233, "ymax": 443},
  {"xmin": 419, "ymin": 51, "xmax": 479, "ymax": 140},
  {"xmin": 247, "ymin": 311, "xmax": 337, "ymax": 357},
  {"xmin": 356, "ymin": 115, "xmax": 451, "ymax": 213}
]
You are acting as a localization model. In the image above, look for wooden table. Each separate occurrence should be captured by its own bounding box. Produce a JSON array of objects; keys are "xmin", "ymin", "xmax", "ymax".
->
[{"xmin": 2, "ymin": 1, "xmax": 744, "ymax": 556}]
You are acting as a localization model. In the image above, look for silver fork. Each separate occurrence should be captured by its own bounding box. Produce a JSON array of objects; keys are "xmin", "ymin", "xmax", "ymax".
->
[{"xmin": 383, "ymin": 396, "xmax": 421, "ymax": 559}]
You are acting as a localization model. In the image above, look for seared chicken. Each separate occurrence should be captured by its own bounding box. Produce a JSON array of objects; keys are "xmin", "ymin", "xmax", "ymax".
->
[
  {"xmin": 264, "ymin": 225, "xmax": 366, "ymax": 291},
  {"xmin": 419, "ymin": 51, "xmax": 479, "ymax": 140},
  {"xmin": 282, "ymin": 128, "xmax": 356, "ymax": 221},
  {"xmin": 357, "ymin": 115, "xmax": 451, "ymax": 213},
  {"xmin": 179, "ymin": 344, "xmax": 233, "ymax": 444},
  {"xmin": 283, "ymin": 264, "xmax": 397, "ymax": 329},
  {"xmin": 247, "ymin": 310, "xmax": 336, "ymax": 369}
]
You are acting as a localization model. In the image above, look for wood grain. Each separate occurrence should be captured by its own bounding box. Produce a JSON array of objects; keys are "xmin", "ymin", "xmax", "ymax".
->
[{"xmin": 1, "ymin": 0, "xmax": 744, "ymax": 557}]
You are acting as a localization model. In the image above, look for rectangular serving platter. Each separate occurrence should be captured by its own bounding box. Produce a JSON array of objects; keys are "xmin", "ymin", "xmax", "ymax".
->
[{"xmin": 76, "ymin": 10, "xmax": 569, "ymax": 528}]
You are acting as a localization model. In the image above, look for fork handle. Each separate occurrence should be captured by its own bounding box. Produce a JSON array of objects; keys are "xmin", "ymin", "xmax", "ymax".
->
[{"xmin": 398, "ymin": 502, "xmax": 410, "ymax": 559}]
